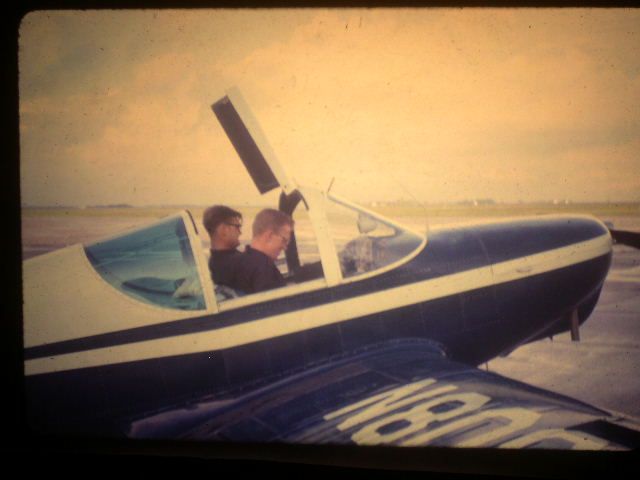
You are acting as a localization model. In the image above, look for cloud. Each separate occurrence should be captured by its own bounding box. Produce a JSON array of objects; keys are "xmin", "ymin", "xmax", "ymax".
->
[
  {"xmin": 212, "ymin": 9, "xmax": 640, "ymax": 201},
  {"xmin": 19, "ymin": 8, "xmax": 640, "ymax": 206}
]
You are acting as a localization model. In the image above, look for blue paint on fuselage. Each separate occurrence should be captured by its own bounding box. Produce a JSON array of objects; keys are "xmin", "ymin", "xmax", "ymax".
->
[
  {"xmin": 24, "ymin": 215, "xmax": 608, "ymax": 361},
  {"xmin": 24, "ymin": 216, "xmax": 611, "ymax": 435}
]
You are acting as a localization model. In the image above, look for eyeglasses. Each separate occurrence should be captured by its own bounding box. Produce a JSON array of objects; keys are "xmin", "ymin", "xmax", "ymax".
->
[
  {"xmin": 274, "ymin": 232, "xmax": 291, "ymax": 247},
  {"xmin": 224, "ymin": 222, "xmax": 242, "ymax": 231}
]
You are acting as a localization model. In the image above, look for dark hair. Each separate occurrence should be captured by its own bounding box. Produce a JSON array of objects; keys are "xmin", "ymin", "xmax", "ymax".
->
[
  {"xmin": 202, "ymin": 205, "xmax": 242, "ymax": 234},
  {"xmin": 252, "ymin": 208, "xmax": 294, "ymax": 238}
]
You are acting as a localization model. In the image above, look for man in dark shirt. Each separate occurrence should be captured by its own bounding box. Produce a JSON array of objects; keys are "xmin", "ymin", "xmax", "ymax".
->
[
  {"xmin": 232, "ymin": 208, "xmax": 294, "ymax": 294},
  {"xmin": 202, "ymin": 205, "xmax": 244, "ymax": 288}
]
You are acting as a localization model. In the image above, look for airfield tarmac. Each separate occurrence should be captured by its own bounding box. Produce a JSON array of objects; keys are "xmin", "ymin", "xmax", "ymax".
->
[{"xmin": 20, "ymin": 210, "xmax": 640, "ymax": 419}]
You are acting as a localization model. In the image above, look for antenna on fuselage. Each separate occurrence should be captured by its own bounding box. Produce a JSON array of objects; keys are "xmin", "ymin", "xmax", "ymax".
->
[{"xmin": 327, "ymin": 177, "xmax": 335, "ymax": 194}]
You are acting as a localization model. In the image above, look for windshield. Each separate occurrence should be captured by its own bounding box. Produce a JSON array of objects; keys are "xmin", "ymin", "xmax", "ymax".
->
[
  {"xmin": 84, "ymin": 214, "xmax": 206, "ymax": 310},
  {"xmin": 326, "ymin": 196, "xmax": 424, "ymax": 278}
]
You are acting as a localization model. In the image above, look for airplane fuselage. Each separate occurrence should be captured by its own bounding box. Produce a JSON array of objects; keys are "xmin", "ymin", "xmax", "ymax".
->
[{"xmin": 24, "ymin": 214, "xmax": 611, "ymax": 436}]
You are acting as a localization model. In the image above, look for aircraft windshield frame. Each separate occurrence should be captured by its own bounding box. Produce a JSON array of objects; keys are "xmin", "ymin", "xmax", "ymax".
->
[
  {"xmin": 326, "ymin": 192, "xmax": 425, "ymax": 239},
  {"xmin": 324, "ymin": 192, "xmax": 427, "ymax": 282},
  {"xmin": 83, "ymin": 211, "xmax": 217, "ymax": 313},
  {"xmin": 79, "ymin": 196, "xmax": 426, "ymax": 313}
]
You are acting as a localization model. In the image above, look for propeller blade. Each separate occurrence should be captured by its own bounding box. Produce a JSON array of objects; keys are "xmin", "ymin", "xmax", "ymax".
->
[{"xmin": 610, "ymin": 229, "xmax": 640, "ymax": 249}]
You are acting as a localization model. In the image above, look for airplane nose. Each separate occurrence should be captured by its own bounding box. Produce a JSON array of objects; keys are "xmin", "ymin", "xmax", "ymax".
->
[
  {"xmin": 477, "ymin": 215, "xmax": 611, "ymax": 270},
  {"xmin": 476, "ymin": 214, "xmax": 612, "ymax": 352},
  {"xmin": 491, "ymin": 214, "xmax": 611, "ymax": 291},
  {"xmin": 401, "ymin": 214, "xmax": 613, "ymax": 365}
]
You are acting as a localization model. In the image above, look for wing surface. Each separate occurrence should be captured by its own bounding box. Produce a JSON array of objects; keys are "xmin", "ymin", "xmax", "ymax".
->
[{"xmin": 128, "ymin": 339, "xmax": 640, "ymax": 450}]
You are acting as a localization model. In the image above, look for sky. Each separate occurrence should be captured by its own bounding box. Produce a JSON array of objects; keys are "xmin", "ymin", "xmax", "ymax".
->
[{"xmin": 18, "ymin": 8, "xmax": 640, "ymax": 207}]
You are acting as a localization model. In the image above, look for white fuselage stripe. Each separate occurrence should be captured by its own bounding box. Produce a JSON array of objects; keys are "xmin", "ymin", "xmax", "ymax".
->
[{"xmin": 25, "ymin": 233, "xmax": 611, "ymax": 375}]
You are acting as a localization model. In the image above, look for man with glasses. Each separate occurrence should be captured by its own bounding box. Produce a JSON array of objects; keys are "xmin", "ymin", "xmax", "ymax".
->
[
  {"xmin": 202, "ymin": 205, "xmax": 244, "ymax": 288},
  {"xmin": 233, "ymin": 208, "xmax": 294, "ymax": 294}
]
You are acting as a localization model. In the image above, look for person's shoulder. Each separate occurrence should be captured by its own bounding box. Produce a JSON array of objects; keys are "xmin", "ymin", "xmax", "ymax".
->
[
  {"xmin": 244, "ymin": 246, "xmax": 266, "ymax": 260},
  {"xmin": 242, "ymin": 246, "xmax": 274, "ymax": 269},
  {"xmin": 210, "ymin": 249, "xmax": 241, "ymax": 266},
  {"xmin": 212, "ymin": 248, "xmax": 241, "ymax": 256}
]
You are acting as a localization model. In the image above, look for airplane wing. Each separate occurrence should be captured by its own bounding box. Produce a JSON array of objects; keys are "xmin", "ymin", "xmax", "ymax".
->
[{"xmin": 128, "ymin": 339, "xmax": 640, "ymax": 450}]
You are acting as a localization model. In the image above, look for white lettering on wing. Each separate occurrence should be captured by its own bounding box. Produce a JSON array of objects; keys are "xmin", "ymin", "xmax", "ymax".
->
[
  {"xmin": 403, "ymin": 407, "xmax": 540, "ymax": 447},
  {"xmin": 325, "ymin": 378, "xmax": 456, "ymax": 431},
  {"xmin": 353, "ymin": 391, "xmax": 490, "ymax": 445},
  {"xmin": 323, "ymin": 378, "xmax": 614, "ymax": 449}
]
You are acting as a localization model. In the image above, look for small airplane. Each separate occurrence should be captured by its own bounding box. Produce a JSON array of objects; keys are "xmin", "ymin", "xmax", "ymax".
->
[{"xmin": 22, "ymin": 88, "xmax": 640, "ymax": 450}]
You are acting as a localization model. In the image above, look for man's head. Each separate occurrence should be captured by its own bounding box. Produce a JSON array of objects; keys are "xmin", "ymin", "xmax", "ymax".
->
[
  {"xmin": 250, "ymin": 208, "xmax": 294, "ymax": 260},
  {"xmin": 203, "ymin": 205, "xmax": 243, "ymax": 250}
]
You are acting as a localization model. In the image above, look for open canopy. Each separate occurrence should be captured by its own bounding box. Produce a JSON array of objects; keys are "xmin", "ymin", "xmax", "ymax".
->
[{"xmin": 212, "ymin": 87, "xmax": 296, "ymax": 195}]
